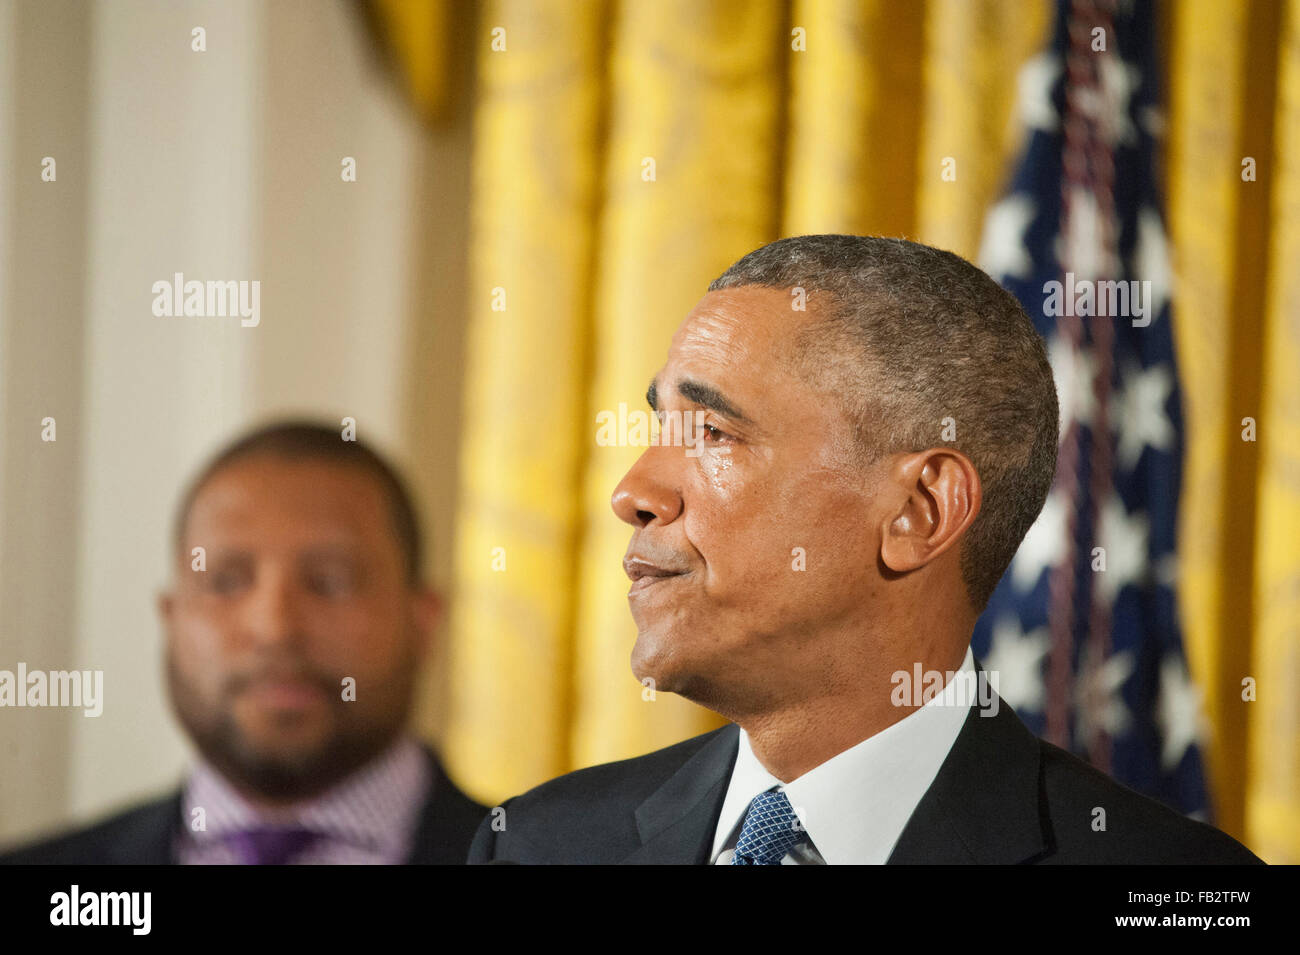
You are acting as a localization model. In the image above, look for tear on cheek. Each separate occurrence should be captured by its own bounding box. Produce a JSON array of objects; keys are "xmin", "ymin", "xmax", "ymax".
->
[
  {"xmin": 702, "ymin": 447, "xmax": 734, "ymax": 477},
  {"xmin": 701, "ymin": 459, "xmax": 739, "ymax": 493}
]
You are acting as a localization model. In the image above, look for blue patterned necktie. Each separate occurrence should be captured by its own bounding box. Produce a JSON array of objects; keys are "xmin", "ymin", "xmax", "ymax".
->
[{"xmin": 730, "ymin": 789, "xmax": 802, "ymax": 865}]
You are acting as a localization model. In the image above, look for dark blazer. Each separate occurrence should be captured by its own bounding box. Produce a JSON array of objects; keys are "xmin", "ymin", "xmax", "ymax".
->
[
  {"xmin": 469, "ymin": 692, "xmax": 1263, "ymax": 864},
  {"xmin": 0, "ymin": 746, "xmax": 486, "ymax": 865}
]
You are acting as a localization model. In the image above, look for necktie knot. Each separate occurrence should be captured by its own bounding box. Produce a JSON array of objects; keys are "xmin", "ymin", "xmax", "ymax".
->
[
  {"xmin": 731, "ymin": 789, "xmax": 802, "ymax": 865},
  {"xmin": 229, "ymin": 826, "xmax": 319, "ymax": 865}
]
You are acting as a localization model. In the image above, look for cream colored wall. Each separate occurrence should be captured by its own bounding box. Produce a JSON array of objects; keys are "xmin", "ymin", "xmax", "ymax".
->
[
  {"xmin": 0, "ymin": 0, "xmax": 471, "ymax": 844},
  {"xmin": 0, "ymin": 0, "xmax": 92, "ymax": 845}
]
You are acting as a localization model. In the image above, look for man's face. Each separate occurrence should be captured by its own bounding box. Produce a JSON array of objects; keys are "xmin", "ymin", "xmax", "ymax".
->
[
  {"xmin": 162, "ymin": 455, "xmax": 435, "ymax": 802},
  {"xmin": 612, "ymin": 287, "xmax": 886, "ymax": 713}
]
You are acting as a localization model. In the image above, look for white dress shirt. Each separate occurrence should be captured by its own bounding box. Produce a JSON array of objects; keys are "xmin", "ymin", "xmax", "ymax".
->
[{"xmin": 711, "ymin": 646, "xmax": 976, "ymax": 864}]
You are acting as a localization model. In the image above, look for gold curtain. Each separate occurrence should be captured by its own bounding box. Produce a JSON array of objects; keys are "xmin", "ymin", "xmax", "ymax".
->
[
  {"xmin": 1251, "ymin": 0, "xmax": 1300, "ymax": 870},
  {"xmin": 373, "ymin": 0, "xmax": 1300, "ymax": 863},
  {"xmin": 1168, "ymin": 0, "xmax": 1300, "ymax": 864},
  {"xmin": 369, "ymin": 0, "xmax": 452, "ymax": 122}
]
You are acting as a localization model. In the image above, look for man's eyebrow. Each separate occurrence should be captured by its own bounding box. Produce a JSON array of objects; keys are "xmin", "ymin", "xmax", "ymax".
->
[
  {"xmin": 646, "ymin": 377, "xmax": 753, "ymax": 425},
  {"xmin": 299, "ymin": 545, "xmax": 362, "ymax": 563},
  {"xmin": 678, "ymin": 378, "xmax": 753, "ymax": 424},
  {"xmin": 203, "ymin": 549, "xmax": 253, "ymax": 563}
]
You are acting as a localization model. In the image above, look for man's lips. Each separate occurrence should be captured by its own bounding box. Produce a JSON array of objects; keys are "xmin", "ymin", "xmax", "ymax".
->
[
  {"xmin": 623, "ymin": 556, "xmax": 690, "ymax": 595},
  {"xmin": 239, "ymin": 677, "xmax": 329, "ymax": 710}
]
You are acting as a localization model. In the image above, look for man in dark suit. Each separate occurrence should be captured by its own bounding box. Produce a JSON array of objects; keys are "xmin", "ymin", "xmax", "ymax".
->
[
  {"xmin": 2, "ymin": 422, "xmax": 485, "ymax": 864},
  {"xmin": 470, "ymin": 235, "xmax": 1261, "ymax": 865}
]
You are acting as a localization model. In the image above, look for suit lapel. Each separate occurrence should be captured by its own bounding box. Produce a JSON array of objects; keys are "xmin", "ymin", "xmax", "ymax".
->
[
  {"xmin": 100, "ymin": 793, "xmax": 181, "ymax": 864},
  {"xmin": 888, "ymin": 685, "xmax": 1048, "ymax": 864},
  {"xmin": 606, "ymin": 672, "xmax": 1049, "ymax": 865},
  {"xmin": 621, "ymin": 725, "xmax": 739, "ymax": 864},
  {"xmin": 406, "ymin": 747, "xmax": 486, "ymax": 864}
]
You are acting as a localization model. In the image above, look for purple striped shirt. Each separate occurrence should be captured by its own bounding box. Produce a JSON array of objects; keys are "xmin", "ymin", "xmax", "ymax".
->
[{"xmin": 174, "ymin": 735, "xmax": 431, "ymax": 864}]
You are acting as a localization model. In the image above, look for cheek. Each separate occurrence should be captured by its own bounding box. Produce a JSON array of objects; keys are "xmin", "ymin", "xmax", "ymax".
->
[
  {"xmin": 168, "ymin": 612, "xmax": 230, "ymax": 696},
  {"xmin": 304, "ymin": 597, "xmax": 408, "ymax": 670},
  {"xmin": 784, "ymin": 478, "xmax": 880, "ymax": 589},
  {"xmin": 682, "ymin": 455, "xmax": 794, "ymax": 586},
  {"xmin": 685, "ymin": 459, "xmax": 874, "ymax": 596},
  {"xmin": 683, "ymin": 452, "xmax": 749, "ymax": 542},
  {"xmin": 694, "ymin": 445, "xmax": 742, "ymax": 492}
]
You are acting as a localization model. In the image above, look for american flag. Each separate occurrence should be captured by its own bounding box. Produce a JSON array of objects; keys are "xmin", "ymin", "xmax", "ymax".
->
[{"xmin": 972, "ymin": 0, "xmax": 1209, "ymax": 818}]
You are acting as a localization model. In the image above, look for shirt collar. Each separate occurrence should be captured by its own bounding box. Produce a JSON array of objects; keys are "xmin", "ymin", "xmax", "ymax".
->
[
  {"xmin": 712, "ymin": 646, "xmax": 976, "ymax": 864},
  {"xmin": 180, "ymin": 734, "xmax": 431, "ymax": 857}
]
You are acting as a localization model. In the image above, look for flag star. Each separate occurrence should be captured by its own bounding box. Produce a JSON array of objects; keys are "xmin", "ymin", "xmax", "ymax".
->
[
  {"xmin": 1011, "ymin": 488, "xmax": 1066, "ymax": 592},
  {"xmin": 1073, "ymin": 55, "xmax": 1140, "ymax": 146},
  {"xmin": 1155, "ymin": 653, "xmax": 1205, "ymax": 770},
  {"xmin": 1139, "ymin": 104, "xmax": 1166, "ymax": 139},
  {"xmin": 1057, "ymin": 187, "xmax": 1119, "ymax": 277},
  {"xmin": 1115, "ymin": 360, "xmax": 1175, "ymax": 470},
  {"xmin": 982, "ymin": 615, "xmax": 1050, "ymax": 714},
  {"xmin": 1018, "ymin": 52, "xmax": 1061, "ymax": 132},
  {"xmin": 978, "ymin": 193, "xmax": 1037, "ymax": 280},
  {"xmin": 1095, "ymin": 491, "xmax": 1150, "ymax": 607},
  {"xmin": 1049, "ymin": 335, "xmax": 1097, "ymax": 434},
  {"xmin": 1132, "ymin": 206, "xmax": 1173, "ymax": 320},
  {"xmin": 1074, "ymin": 646, "xmax": 1135, "ymax": 745}
]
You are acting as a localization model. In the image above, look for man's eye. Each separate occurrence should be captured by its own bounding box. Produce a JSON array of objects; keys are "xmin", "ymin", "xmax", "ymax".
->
[
  {"xmin": 307, "ymin": 572, "xmax": 354, "ymax": 597},
  {"xmin": 702, "ymin": 423, "xmax": 730, "ymax": 441},
  {"xmin": 209, "ymin": 570, "xmax": 249, "ymax": 594}
]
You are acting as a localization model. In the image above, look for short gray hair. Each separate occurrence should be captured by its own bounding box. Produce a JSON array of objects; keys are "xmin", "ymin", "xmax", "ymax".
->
[{"xmin": 709, "ymin": 234, "xmax": 1059, "ymax": 611}]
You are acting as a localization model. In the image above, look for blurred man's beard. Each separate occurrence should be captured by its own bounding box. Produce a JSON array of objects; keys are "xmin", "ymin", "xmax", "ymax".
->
[
  {"xmin": 193, "ymin": 710, "xmax": 384, "ymax": 801},
  {"xmin": 166, "ymin": 653, "xmax": 416, "ymax": 802}
]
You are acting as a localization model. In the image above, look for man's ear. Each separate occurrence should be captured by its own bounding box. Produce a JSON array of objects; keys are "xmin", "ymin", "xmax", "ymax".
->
[
  {"xmin": 158, "ymin": 589, "xmax": 175, "ymax": 629},
  {"xmin": 879, "ymin": 448, "xmax": 982, "ymax": 574},
  {"xmin": 409, "ymin": 587, "xmax": 443, "ymax": 658}
]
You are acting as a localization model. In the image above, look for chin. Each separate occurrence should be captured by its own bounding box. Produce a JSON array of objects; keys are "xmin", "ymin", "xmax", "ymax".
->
[
  {"xmin": 630, "ymin": 632, "xmax": 723, "ymax": 710},
  {"xmin": 630, "ymin": 631, "xmax": 685, "ymax": 692},
  {"xmin": 242, "ymin": 726, "xmax": 332, "ymax": 763},
  {"xmin": 234, "ymin": 708, "xmax": 331, "ymax": 751}
]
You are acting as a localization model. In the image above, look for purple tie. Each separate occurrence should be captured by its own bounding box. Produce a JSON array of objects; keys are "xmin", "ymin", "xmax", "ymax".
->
[{"xmin": 229, "ymin": 827, "xmax": 319, "ymax": 865}]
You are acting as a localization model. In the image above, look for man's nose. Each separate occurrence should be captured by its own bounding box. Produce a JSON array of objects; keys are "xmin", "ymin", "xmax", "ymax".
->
[
  {"xmin": 244, "ymin": 572, "xmax": 304, "ymax": 648},
  {"xmin": 611, "ymin": 446, "xmax": 683, "ymax": 528}
]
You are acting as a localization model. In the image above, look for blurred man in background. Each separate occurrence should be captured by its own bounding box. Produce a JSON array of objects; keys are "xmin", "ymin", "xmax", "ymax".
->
[{"xmin": 2, "ymin": 422, "xmax": 484, "ymax": 864}]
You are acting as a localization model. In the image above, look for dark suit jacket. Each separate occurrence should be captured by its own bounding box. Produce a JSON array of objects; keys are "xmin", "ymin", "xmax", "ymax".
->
[
  {"xmin": 0, "ymin": 746, "xmax": 486, "ymax": 865},
  {"xmin": 469, "ymin": 694, "xmax": 1263, "ymax": 864}
]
